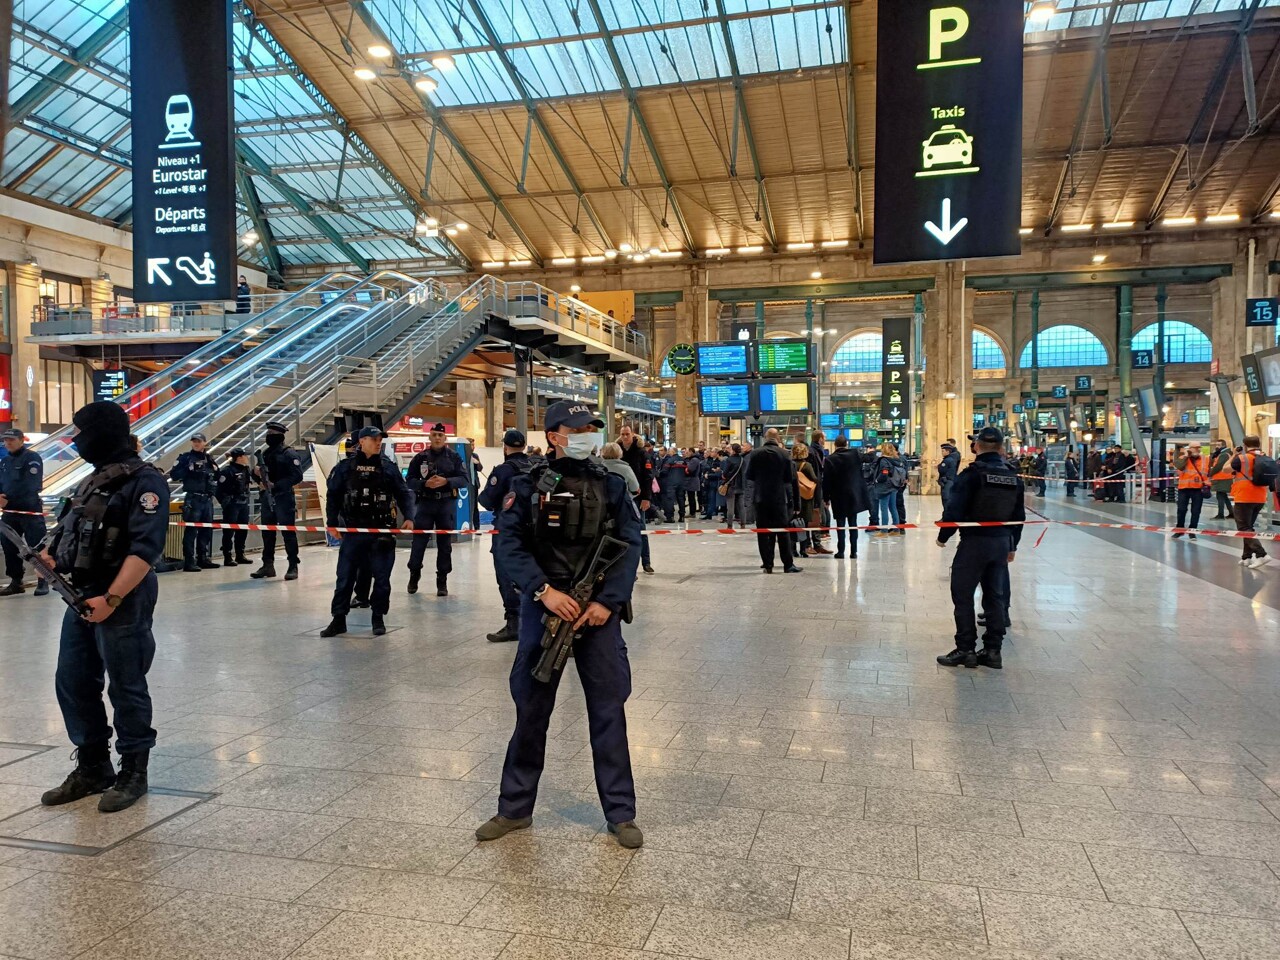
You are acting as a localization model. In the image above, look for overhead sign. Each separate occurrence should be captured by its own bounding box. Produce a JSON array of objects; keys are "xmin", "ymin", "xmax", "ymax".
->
[
  {"xmin": 695, "ymin": 341, "xmax": 751, "ymax": 378},
  {"xmin": 881, "ymin": 317, "xmax": 912, "ymax": 442},
  {"xmin": 1246, "ymin": 297, "xmax": 1279, "ymax": 327},
  {"xmin": 873, "ymin": 0, "xmax": 1023, "ymax": 264},
  {"xmin": 1023, "ymin": 397, "xmax": 1038, "ymax": 410},
  {"xmin": 1012, "ymin": 403, "xmax": 1023, "ymax": 414},
  {"xmin": 1240, "ymin": 353, "xmax": 1267, "ymax": 405},
  {"xmin": 755, "ymin": 339, "xmax": 812, "ymax": 377},
  {"xmin": 1075, "ymin": 375, "xmax": 1093, "ymax": 391},
  {"xmin": 729, "ymin": 320, "xmax": 756, "ymax": 342},
  {"xmin": 697, "ymin": 382, "xmax": 752, "ymax": 416},
  {"xmin": 755, "ymin": 381, "xmax": 814, "ymax": 414},
  {"xmin": 1132, "ymin": 349, "xmax": 1154, "ymax": 370},
  {"xmin": 92, "ymin": 369, "xmax": 132, "ymax": 404},
  {"xmin": 1051, "ymin": 385, "xmax": 1068, "ymax": 399},
  {"xmin": 130, "ymin": 0, "xmax": 235, "ymax": 303}
]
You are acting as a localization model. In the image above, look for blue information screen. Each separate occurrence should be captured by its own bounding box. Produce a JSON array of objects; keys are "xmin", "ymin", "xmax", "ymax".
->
[
  {"xmin": 819, "ymin": 413, "xmax": 841, "ymax": 428},
  {"xmin": 756, "ymin": 381, "xmax": 812, "ymax": 413},
  {"xmin": 698, "ymin": 382, "xmax": 751, "ymax": 415},
  {"xmin": 695, "ymin": 342, "xmax": 750, "ymax": 377}
]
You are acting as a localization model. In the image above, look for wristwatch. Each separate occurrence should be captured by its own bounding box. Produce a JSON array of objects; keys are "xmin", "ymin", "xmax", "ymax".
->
[
  {"xmin": 532, "ymin": 583, "xmax": 549, "ymax": 602},
  {"xmin": 104, "ymin": 593, "xmax": 124, "ymax": 609}
]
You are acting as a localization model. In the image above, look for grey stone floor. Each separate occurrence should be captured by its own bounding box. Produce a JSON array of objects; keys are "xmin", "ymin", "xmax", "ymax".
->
[{"xmin": 0, "ymin": 495, "xmax": 1278, "ymax": 959}]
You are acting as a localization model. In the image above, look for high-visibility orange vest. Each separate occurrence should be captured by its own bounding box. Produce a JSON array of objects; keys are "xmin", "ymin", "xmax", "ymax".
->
[
  {"xmin": 1210, "ymin": 450, "xmax": 1233, "ymax": 482},
  {"xmin": 1231, "ymin": 451, "xmax": 1269, "ymax": 504},
  {"xmin": 1177, "ymin": 454, "xmax": 1210, "ymax": 490}
]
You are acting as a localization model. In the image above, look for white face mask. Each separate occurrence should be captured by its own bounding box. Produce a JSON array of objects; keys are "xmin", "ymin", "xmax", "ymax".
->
[{"xmin": 561, "ymin": 431, "xmax": 601, "ymax": 460}]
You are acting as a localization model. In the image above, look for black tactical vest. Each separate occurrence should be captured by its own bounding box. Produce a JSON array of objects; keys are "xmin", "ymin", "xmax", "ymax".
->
[
  {"xmin": 55, "ymin": 458, "xmax": 152, "ymax": 579},
  {"xmin": 343, "ymin": 459, "xmax": 395, "ymax": 527},
  {"xmin": 532, "ymin": 465, "xmax": 612, "ymax": 584},
  {"xmin": 966, "ymin": 462, "xmax": 1020, "ymax": 522}
]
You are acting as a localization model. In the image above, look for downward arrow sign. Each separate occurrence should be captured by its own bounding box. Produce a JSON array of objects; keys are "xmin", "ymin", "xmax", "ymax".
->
[
  {"xmin": 890, "ymin": 407, "xmax": 901, "ymax": 417},
  {"xmin": 924, "ymin": 198, "xmax": 968, "ymax": 246}
]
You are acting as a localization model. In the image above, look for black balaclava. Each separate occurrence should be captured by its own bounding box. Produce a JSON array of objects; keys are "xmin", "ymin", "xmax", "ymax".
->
[
  {"xmin": 265, "ymin": 431, "xmax": 285, "ymax": 447},
  {"xmin": 72, "ymin": 401, "xmax": 132, "ymax": 466}
]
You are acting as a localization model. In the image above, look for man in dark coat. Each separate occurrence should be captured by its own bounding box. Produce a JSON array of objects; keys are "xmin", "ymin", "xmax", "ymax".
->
[
  {"xmin": 938, "ymin": 442, "xmax": 961, "ymax": 505},
  {"xmin": 822, "ymin": 435, "xmax": 871, "ymax": 559},
  {"xmin": 744, "ymin": 428, "xmax": 801, "ymax": 574}
]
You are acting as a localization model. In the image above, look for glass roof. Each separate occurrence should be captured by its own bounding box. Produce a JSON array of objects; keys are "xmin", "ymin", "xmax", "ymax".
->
[{"xmin": 1024, "ymin": 0, "xmax": 1280, "ymax": 32}]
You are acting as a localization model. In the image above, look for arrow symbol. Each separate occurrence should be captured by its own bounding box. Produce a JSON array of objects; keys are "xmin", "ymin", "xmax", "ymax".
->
[
  {"xmin": 147, "ymin": 258, "xmax": 173, "ymax": 285},
  {"xmin": 924, "ymin": 198, "xmax": 968, "ymax": 245},
  {"xmin": 890, "ymin": 407, "xmax": 901, "ymax": 417}
]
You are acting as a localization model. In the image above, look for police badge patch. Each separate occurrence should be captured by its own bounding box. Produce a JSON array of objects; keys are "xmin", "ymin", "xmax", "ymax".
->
[
  {"xmin": 503, "ymin": 492, "xmax": 517, "ymax": 511},
  {"xmin": 139, "ymin": 491, "xmax": 160, "ymax": 514}
]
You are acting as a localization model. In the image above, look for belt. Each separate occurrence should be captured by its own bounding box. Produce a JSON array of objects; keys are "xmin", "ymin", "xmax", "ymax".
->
[
  {"xmin": 186, "ymin": 491, "xmax": 212, "ymax": 499},
  {"xmin": 420, "ymin": 491, "xmax": 455, "ymax": 500}
]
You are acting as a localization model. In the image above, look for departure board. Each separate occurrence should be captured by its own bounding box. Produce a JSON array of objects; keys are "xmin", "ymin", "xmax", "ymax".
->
[
  {"xmin": 756, "ymin": 380, "xmax": 813, "ymax": 413},
  {"xmin": 695, "ymin": 341, "xmax": 751, "ymax": 378},
  {"xmin": 698, "ymin": 381, "xmax": 752, "ymax": 416},
  {"xmin": 819, "ymin": 413, "xmax": 841, "ymax": 428},
  {"xmin": 755, "ymin": 339, "xmax": 812, "ymax": 376}
]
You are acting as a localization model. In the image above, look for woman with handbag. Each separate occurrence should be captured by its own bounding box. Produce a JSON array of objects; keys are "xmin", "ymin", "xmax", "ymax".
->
[{"xmin": 792, "ymin": 442, "xmax": 818, "ymax": 557}]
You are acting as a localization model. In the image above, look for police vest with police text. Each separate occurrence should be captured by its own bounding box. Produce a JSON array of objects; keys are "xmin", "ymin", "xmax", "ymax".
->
[{"xmin": 965, "ymin": 462, "xmax": 1021, "ymax": 522}]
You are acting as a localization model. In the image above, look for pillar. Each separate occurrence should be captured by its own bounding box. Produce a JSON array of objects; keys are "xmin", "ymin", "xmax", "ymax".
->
[
  {"xmin": 921, "ymin": 262, "xmax": 974, "ymax": 490},
  {"xmin": 1117, "ymin": 284, "xmax": 1133, "ymax": 400},
  {"xmin": 1209, "ymin": 240, "xmax": 1259, "ymax": 438},
  {"xmin": 483, "ymin": 379, "xmax": 502, "ymax": 446},
  {"xmin": 1154, "ymin": 283, "xmax": 1167, "ymax": 393},
  {"xmin": 674, "ymin": 268, "xmax": 711, "ymax": 448},
  {"xmin": 9, "ymin": 263, "xmax": 42, "ymax": 432},
  {"xmin": 83, "ymin": 276, "xmax": 112, "ymax": 311},
  {"xmin": 1029, "ymin": 290, "xmax": 1040, "ymax": 395},
  {"xmin": 598, "ymin": 373, "xmax": 617, "ymax": 439},
  {"xmin": 513, "ymin": 347, "xmax": 529, "ymax": 437},
  {"xmin": 455, "ymin": 379, "xmax": 486, "ymax": 441}
]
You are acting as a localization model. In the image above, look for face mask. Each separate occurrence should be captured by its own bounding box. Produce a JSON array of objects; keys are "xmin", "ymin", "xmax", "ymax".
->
[
  {"xmin": 561, "ymin": 431, "xmax": 601, "ymax": 460},
  {"xmin": 265, "ymin": 433, "xmax": 285, "ymax": 447}
]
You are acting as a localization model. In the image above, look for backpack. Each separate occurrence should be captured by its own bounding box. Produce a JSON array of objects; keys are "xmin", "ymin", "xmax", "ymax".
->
[
  {"xmin": 889, "ymin": 460, "xmax": 908, "ymax": 489},
  {"xmin": 1249, "ymin": 452, "xmax": 1278, "ymax": 488}
]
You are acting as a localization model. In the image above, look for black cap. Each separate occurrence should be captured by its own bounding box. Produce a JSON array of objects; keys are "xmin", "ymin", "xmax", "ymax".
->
[
  {"xmin": 191, "ymin": 432, "xmax": 207, "ymax": 442},
  {"xmin": 429, "ymin": 422, "xmax": 448, "ymax": 434},
  {"xmin": 545, "ymin": 400, "xmax": 604, "ymax": 431},
  {"xmin": 264, "ymin": 420, "xmax": 288, "ymax": 434},
  {"xmin": 503, "ymin": 428, "xmax": 526, "ymax": 448},
  {"xmin": 228, "ymin": 447, "xmax": 247, "ymax": 459},
  {"xmin": 0, "ymin": 429, "xmax": 24, "ymax": 441},
  {"xmin": 940, "ymin": 442, "xmax": 955, "ymax": 450},
  {"xmin": 968, "ymin": 426, "xmax": 1005, "ymax": 444},
  {"xmin": 357, "ymin": 426, "xmax": 384, "ymax": 440}
]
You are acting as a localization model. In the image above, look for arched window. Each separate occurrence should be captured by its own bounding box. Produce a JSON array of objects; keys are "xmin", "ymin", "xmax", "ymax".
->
[
  {"xmin": 972, "ymin": 330, "xmax": 1006, "ymax": 371},
  {"xmin": 830, "ymin": 332, "xmax": 882, "ymax": 374},
  {"xmin": 1131, "ymin": 321, "xmax": 1211, "ymax": 364},
  {"xmin": 1018, "ymin": 325, "xmax": 1109, "ymax": 368},
  {"xmin": 660, "ymin": 356, "xmax": 675, "ymax": 378}
]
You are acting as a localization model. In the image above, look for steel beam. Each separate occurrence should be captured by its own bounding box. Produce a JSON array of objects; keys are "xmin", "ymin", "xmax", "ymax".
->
[
  {"xmin": 844, "ymin": 0, "xmax": 865, "ymax": 242},
  {"xmin": 235, "ymin": 164, "xmax": 284, "ymax": 282},
  {"xmin": 237, "ymin": 3, "xmax": 471, "ymax": 269},
  {"xmin": 966, "ymin": 265, "xmax": 1232, "ymax": 292},
  {"xmin": 1146, "ymin": 0, "xmax": 1264, "ymax": 226},
  {"xmin": 710, "ymin": 278, "xmax": 935, "ymax": 301},
  {"xmin": 344, "ymin": 0, "xmax": 543, "ymax": 267},
  {"xmin": 5, "ymin": 144, "xmax": 63, "ymax": 189},
  {"xmin": 10, "ymin": 8, "xmax": 127, "ymax": 125},
  {"xmin": 581, "ymin": 0, "xmax": 696, "ymax": 253},
  {"xmin": 237, "ymin": 141, "xmax": 372, "ymax": 273},
  {"xmin": 712, "ymin": 0, "xmax": 778, "ymax": 252}
]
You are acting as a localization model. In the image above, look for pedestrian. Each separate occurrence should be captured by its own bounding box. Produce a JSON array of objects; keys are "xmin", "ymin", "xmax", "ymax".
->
[
  {"xmin": 249, "ymin": 421, "xmax": 304, "ymax": 581},
  {"xmin": 938, "ymin": 442, "xmax": 960, "ymax": 505},
  {"xmin": 822, "ymin": 434, "xmax": 871, "ymax": 559},
  {"xmin": 0, "ymin": 428, "xmax": 48, "ymax": 597},
  {"xmin": 320, "ymin": 426, "xmax": 413, "ymax": 638},
  {"xmin": 682, "ymin": 447, "xmax": 701, "ymax": 520},
  {"xmin": 215, "ymin": 448, "xmax": 253, "ymax": 567},
  {"xmin": 406, "ymin": 424, "xmax": 467, "ymax": 596},
  {"xmin": 872, "ymin": 442, "xmax": 907, "ymax": 538},
  {"xmin": 744, "ymin": 428, "xmax": 801, "ymax": 574},
  {"xmin": 792, "ymin": 442, "xmax": 818, "ymax": 558},
  {"xmin": 701, "ymin": 451, "xmax": 723, "ymax": 520},
  {"xmin": 722, "ymin": 443, "xmax": 747, "ymax": 529},
  {"xmin": 618, "ymin": 425, "xmax": 655, "ymax": 574},
  {"xmin": 807, "ymin": 432, "xmax": 832, "ymax": 554},
  {"xmin": 1209, "ymin": 439, "xmax": 1234, "ymax": 520},
  {"xmin": 1032, "ymin": 449, "xmax": 1048, "ymax": 496},
  {"xmin": 170, "ymin": 432, "xmax": 219, "ymax": 572},
  {"xmin": 479, "ymin": 429, "xmax": 534, "ymax": 641},
  {"xmin": 1064, "ymin": 446, "xmax": 1080, "ymax": 498},
  {"xmin": 1172, "ymin": 444, "xmax": 1210, "ymax": 539},
  {"xmin": 936, "ymin": 426, "xmax": 1025, "ymax": 670},
  {"xmin": 1230, "ymin": 435, "xmax": 1274, "ymax": 569},
  {"xmin": 235, "ymin": 275, "xmax": 252, "ymax": 314},
  {"xmin": 39, "ymin": 400, "xmax": 169, "ymax": 813},
  {"xmin": 341, "ymin": 431, "xmax": 373, "ymax": 610},
  {"xmin": 475, "ymin": 400, "xmax": 643, "ymax": 849},
  {"xmin": 658, "ymin": 447, "xmax": 686, "ymax": 522}
]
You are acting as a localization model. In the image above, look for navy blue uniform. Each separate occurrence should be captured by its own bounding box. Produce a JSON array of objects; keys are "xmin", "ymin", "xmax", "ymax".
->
[
  {"xmin": 0, "ymin": 445, "xmax": 45, "ymax": 582},
  {"xmin": 938, "ymin": 453, "xmax": 1025, "ymax": 652},
  {"xmin": 49, "ymin": 458, "xmax": 169, "ymax": 754},
  {"xmin": 494, "ymin": 458, "xmax": 642, "ymax": 825},
  {"xmin": 326, "ymin": 452, "xmax": 412, "ymax": 618},
  {"xmin": 256, "ymin": 441, "xmax": 305, "ymax": 568},
  {"xmin": 406, "ymin": 445, "xmax": 466, "ymax": 578},
  {"xmin": 479, "ymin": 452, "xmax": 533, "ymax": 620},
  {"xmin": 170, "ymin": 450, "xmax": 218, "ymax": 564},
  {"xmin": 215, "ymin": 462, "xmax": 252, "ymax": 560}
]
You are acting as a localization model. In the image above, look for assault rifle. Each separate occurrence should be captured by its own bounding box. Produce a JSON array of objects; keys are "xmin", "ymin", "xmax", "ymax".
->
[
  {"xmin": 0, "ymin": 523, "xmax": 91, "ymax": 617},
  {"xmin": 253, "ymin": 454, "xmax": 276, "ymax": 515},
  {"xmin": 532, "ymin": 534, "xmax": 628, "ymax": 683}
]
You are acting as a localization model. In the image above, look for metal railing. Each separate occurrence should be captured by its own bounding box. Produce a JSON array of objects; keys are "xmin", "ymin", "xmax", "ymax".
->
[
  {"xmin": 504, "ymin": 280, "xmax": 648, "ymax": 358},
  {"xmin": 29, "ymin": 291, "xmax": 298, "ymax": 337}
]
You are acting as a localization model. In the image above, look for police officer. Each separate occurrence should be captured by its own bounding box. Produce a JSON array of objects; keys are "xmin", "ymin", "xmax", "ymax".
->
[
  {"xmin": 475, "ymin": 401, "xmax": 643, "ymax": 849},
  {"xmin": 936, "ymin": 426, "xmax": 1024, "ymax": 670},
  {"xmin": 39, "ymin": 401, "xmax": 169, "ymax": 813},
  {"xmin": 250, "ymin": 420, "xmax": 304, "ymax": 581},
  {"xmin": 343, "ymin": 431, "xmax": 373, "ymax": 609},
  {"xmin": 478, "ymin": 429, "xmax": 533, "ymax": 642},
  {"xmin": 321, "ymin": 426, "xmax": 413, "ymax": 638},
  {"xmin": 170, "ymin": 432, "xmax": 219, "ymax": 572},
  {"xmin": 215, "ymin": 448, "xmax": 253, "ymax": 566},
  {"xmin": 0, "ymin": 427, "xmax": 47, "ymax": 597},
  {"xmin": 406, "ymin": 423, "xmax": 466, "ymax": 596}
]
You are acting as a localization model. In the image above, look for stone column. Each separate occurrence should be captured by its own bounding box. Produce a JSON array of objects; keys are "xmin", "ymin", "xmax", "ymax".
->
[
  {"xmin": 83, "ymin": 276, "xmax": 113, "ymax": 311},
  {"xmin": 9, "ymin": 263, "xmax": 42, "ymax": 431},
  {"xmin": 674, "ymin": 268, "xmax": 710, "ymax": 448},
  {"xmin": 455, "ymin": 379, "xmax": 486, "ymax": 442},
  {"xmin": 483, "ymin": 380, "xmax": 503, "ymax": 445},
  {"xmin": 921, "ymin": 262, "xmax": 974, "ymax": 489},
  {"xmin": 1209, "ymin": 240, "xmax": 1253, "ymax": 438}
]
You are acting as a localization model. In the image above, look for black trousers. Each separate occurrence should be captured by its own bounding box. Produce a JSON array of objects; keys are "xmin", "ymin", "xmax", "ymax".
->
[
  {"xmin": 754, "ymin": 500, "xmax": 794, "ymax": 570},
  {"xmin": 492, "ymin": 549, "xmax": 520, "ymax": 619},
  {"xmin": 950, "ymin": 535, "xmax": 1011, "ymax": 652},
  {"xmin": 833, "ymin": 509, "xmax": 860, "ymax": 556},
  {"xmin": 1175, "ymin": 487, "xmax": 1204, "ymax": 530},
  {"xmin": 1, "ymin": 512, "xmax": 45, "ymax": 581},
  {"xmin": 1234, "ymin": 502, "xmax": 1267, "ymax": 560},
  {"xmin": 331, "ymin": 533, "xmax": 396, "ymax": 617},
  {"xmin": 219, "ymin": 499, "xmax": 249, "ymax": 557},
  {"xmin": 408, "ymin": 497, "xmax": 455, "ymax": 576},
  {"xmin": 181, "ymin": 494, "xmax": 214, "ymax": 562},
  {"xmin": 1214, "ymin": 491, "xmax": 1231, "ymax": 517},
  {"xmin": 261, "ymin": 491, "xmax": 299, "ymax": 566},
  {"xmin": 684, "ymin": 489, "xmax": 699, "ymax": 517}
]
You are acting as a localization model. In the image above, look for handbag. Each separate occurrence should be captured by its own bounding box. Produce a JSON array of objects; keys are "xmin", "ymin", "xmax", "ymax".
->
[
  {"xmin": 798, "ymin": 470, "xmax": 817, "ymax": 500},
  {"xmin": 718, "ymin": 463, "xmax": 742, "ymax": 498}
]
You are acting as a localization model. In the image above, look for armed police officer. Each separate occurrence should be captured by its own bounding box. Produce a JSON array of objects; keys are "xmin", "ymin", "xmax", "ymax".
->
[
  {"xmin": 406, "ymin": 423, "xmax": 466, "ymax": 597},
  {"xmin": 321, "ymin": 426, "xmax": 413, "ymax": 638},
  {"xmin": 478, "ymin": 428, "xmax": 533, "ymax": 642},
  {"xmin": 215, "ymin": 448, "xmax": 253, "ymax": 566},
  {"xmin": 170, "ymin": 432, "xmax": 219, "ymax": 571},
  {"xmin": 250, "ymin": 420, "xmax": 304, "ymax": 581},
  {"xmin": 0, "ymin": 427, "xmax": 48, "ymax": 597},
  {"xmin": 39, "ymin": 400, "xmax": 169, "ymax": 813},
  {"xmin": 475, "ymin": 400, "xmax": 643, "ymax": 849},
  {"xmin": 936, "ymin": 426, "xmax": 1024, "ymax": 670}
]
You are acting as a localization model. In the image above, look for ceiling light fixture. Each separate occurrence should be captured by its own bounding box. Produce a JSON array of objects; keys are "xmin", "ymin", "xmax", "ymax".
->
[
  {"xmin": 737, "ymin": 245, "xmax": 764, "ymax": 254},
  {"xmin": 353, "ymin": 66, "xmax": 378, "ymax": 81},
  {"xmin": 481, "ymin": 260, "xmax": 504, "ymax": 269},
  {"xmin": 570, "ymin": 284, "xmax": 582, "ymax": 293},
  {"xmin": 1061, "ymin": 223, "xmax": 1093, "ymax": 232},
  {"xmin": 582, "ymin": 255, "xmax": 606, "ymax": 264},
  {"xmin": 604, "ymin": 249, "xmax": 618, "ymax": 259},
  {"xmin": 414, "ymin": 75, "xmax": 438, "ymax": 94},
  {"xmin": 787, "ymin": 241, "xmax": 814, "ymax": 251},
  {"xmin": 508, "ymin": 259, "xmax": 532, "ymax": 267},
  {"xmin": 656, "ymin": 250, "xmax": 682, "ymax": 258},
  {"xmin": 454, "ymin": 222, "xmax": 468, "ymax": 231},
  {"xmin": 241, "ymin": 230, "xmax": 258, "ymax": 245},
  {"xmin": 705, "ymin": 247, "xmax": 731, "ymax": 256},
  {"xmin": 431, "ymin": 54, "xmax": 455, "ymax": 71},
  {"xmin": 1102, "ymin": 221, "xmax": 1135, "ymax": 229},
  {"xmin": 1027, "ymin": 1, "xmax": 1056, "ymax": 22},
  {"xmin": 1091, "ymin": 253, "xmax": 1107, "ymax": 264},
  {"xmin": 367, "ymin": 44, "xmax": 392, "ymax": 58},
  {"xmin": 445, "ymin": 227, "xmax": 458, "ymax": 237},
  {"xmin": 551, "ymin": 257, "xmax": 576, "ymax": 266},
  {"xmin": 1204, "ymin": 213, "xmax": 1239, "ymax": 223},
  {"xmin": 820, "ymin": 239, "xmax": 849, "ymax": 248},
  {"xmin": 619, "ymin": 242, "xmax": 633, "ymax": 253},
  {"xmin": 1019, "ymin": 227, "xmax": 1033, "ymax": 235},
  {"xmin": 1162, "ymin": 216, "xmax": 1197, "ymax": 226},
  {"xmin": 811, "ymin": 270, "xmax": 822, "ymax": 279}
]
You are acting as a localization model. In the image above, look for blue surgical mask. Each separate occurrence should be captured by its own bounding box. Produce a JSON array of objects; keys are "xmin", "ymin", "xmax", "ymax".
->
[{"xmin": 563, "ymin": 432, "xmax": 601, "ymax": 460}]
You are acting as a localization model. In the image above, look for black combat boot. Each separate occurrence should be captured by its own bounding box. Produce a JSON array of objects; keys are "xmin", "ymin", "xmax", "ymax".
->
[
  {"xmin": 351, "ymin": 596, "xmax": 370, "ymax": 609},
  {"xmin": 976, "ymin": 647, "xmax": 1004, "ymax": 670},
  {"xmin": 407, "ymin": 569, "xmax": 421, "ymax": 595},
  {"xmin": 33, "ymin": 579, "xmax": 49, "ymax": 596},
  {"xmin": 371, "ymin": 615, "xmax": 386, "ymax": 637},
  {"xmin": 487, "ymin": 617, "xmax": 518, "ymax": 643},
  {"xmin": 250, "ymin": 564, "xmax": 276, "ymax": 579},
  {"xmin": 223, "ymin": 553, "xmax": 235, "ymax": 568},
  {"xmin": 234, "ymin": 552, "xmax": 251, "ymax": 565},
  {"xmin": 937, "ymin": 648, "xmax": 978, "ymax": 668},
  {"xmin": 0, "ymin": 579, "xmax": 23, "ymax": 596},
  {"xmin": 436, "ymin": 576, "xmax": 448, "ymax": 597},
  {"xmin": 183, "ymin": 559, "xmax": 201, "ymax": 573},
  {"xmin": 41, "ymin": 743, "xmax": 115, "ymax": 806},
  {"xmin": 320, "ymin": 617, "xmax": 347, "ymax": 638},
  {"xmin": 198, "ymin": 557, "xmax": 219, "ymax": 569},
  {"xmin": 284, "ymin": 562, "xmax": 299, "ymax": 581},
  {"xmin": 99, "ymin": 750, "xmax": 148, "ymax": 813}
]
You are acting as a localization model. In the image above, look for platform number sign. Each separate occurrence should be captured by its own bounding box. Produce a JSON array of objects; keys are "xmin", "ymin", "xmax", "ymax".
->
[
  {"xmin": 1012, "ymin": 403, "xmax": 1023, "ymax": 414},
  {"xmin": 1051, "ymin": 385, "xmax": 1068, "ymax": 399},
  {"xmin": 1023, "ymin": 398, "xmax": 1037, "ymax": 410},
  {"xmin": 1132, "ymin": 350, "xmax": 1154, "ymax": 369},
  {"xmin": 1075, "ymin": 375, "xmax": 1093, "ymax": 391},
  {"xmin": 1246, "ymin": 297, "xmax": 1279, "ymax": 327}
]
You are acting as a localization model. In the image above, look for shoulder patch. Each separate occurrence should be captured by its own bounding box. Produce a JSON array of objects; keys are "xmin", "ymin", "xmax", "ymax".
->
[
  {"xmin": 139, "ymin": 491, "xmax": 161, "ymax": 514},
  {"xmin": 502, "ymin": 491, "xmax": 517, "ymax": 511},
  {"xmin": 291, "ymin": 458, "xmax": 301, "ymax": 467},
  {"xmin": 487, "ymin": 476, "xmax": 497, "ymax": 487},
  {"xmin": 29, "ymin": 464, "xmax": 38, "ymax": 474}
]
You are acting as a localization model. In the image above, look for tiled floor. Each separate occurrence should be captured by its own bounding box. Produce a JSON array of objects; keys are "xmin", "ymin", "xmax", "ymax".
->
[{"xmin": 0, "ymin": 492, "xmax": 1279, "ymax": 959}]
